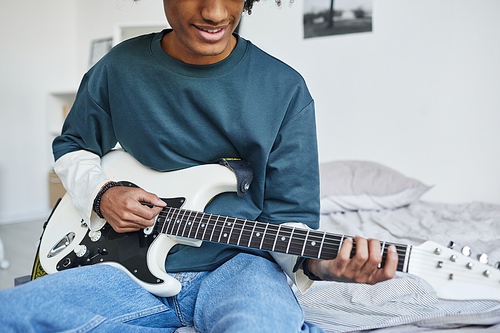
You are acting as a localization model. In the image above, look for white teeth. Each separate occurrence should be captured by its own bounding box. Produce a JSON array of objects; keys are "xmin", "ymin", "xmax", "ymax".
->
[{"xmin": 202, "ymin": 28, "xmax": 222, "ymax": 33}]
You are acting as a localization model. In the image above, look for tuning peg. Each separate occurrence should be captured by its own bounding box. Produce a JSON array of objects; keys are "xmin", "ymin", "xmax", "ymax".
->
[
  {"xmin": 448, "ymin": 241, "xmax": 456, "ymax": 249},
  {"xmin": 477, "ymin": 253, "xmax": 489, "ymax": 264},
  {"xmin": 461, "ymin": 246, "xmax": 471, "ymax": 257}
]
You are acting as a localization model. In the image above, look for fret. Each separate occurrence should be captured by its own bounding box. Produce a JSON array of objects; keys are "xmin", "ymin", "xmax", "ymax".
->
[
  {"xmin": 338, "ymin": 234, "xmax": 345, "ymax": 257},
  {"xmin": 300, "ymin": 229, "xmax": 310, "ymax": 256},
  {"xmin": 192, "ymin": 212, "xmax": 201, "ymax": 239},
  {"xmin": 271, "ymin": 225, "xmax": 281, "ymax": 252},
  {"xmin": 172, "ymin": 209, "xmax": 184, "ymax": 236},
  {"xmin": 273, "ymin": 225, "xmax": 293, "ymax": 254},
  {"xmin": 378, "ymin": 241, "xmax": 386, "ymax": 269},
  {"xmin": 395, "ymin": 244, "xmax": 408, "ymax": 272},
  {"xmin": 258, "ymin": 223, "xmax": 270, "ymax": 250},
  {"xmin": 156, "ymin": 213, "xmax": 165, "ymax": 234},
  {"xmin": 285, "ymin": 227, "xmax": 295, "ymax": 254},
  {"xmin": 261, "ymin": 224, "xmax": 280, "ymax": 252},
  {"xmin": 217, "ymin": 216, "xmax": 230, "ymax": 243},
  {"xmin": 317, "ymin": 232, "xmax": 326, "ymax": 259},
  {"xmin": 248, "ymin": 222, "xmax": 266, "ymax": 249},
  {"xmin": 302, "ymin": 230, "xmax": 323, "ymax": 258},
  {"xmin": 226, "ymin": 218, "xmax": 238, "ymax": 245},
  {"xmin": 200, "ymin": 214, "xmax": 212, "ymax": 241},
  {"xmin": 186, "ymin": 211, "xmax": 199, "ymax": 239},
  {"xmin": 169, "ymin": 209, "xmax": 180, "ymax": 235},
  {"xmin": 180, "ymin": 210, "xmax": 193, "ymax": 237},
  {"xmin": 164, "ymin": 208, "xmax": 177, "ymax": 235},
  {"xmin": 209, "ymin": 215, "xmax": 222, "ymax": 242},
  {"xmin": 287, "ymin": 228, "xmax": 308, "ymax": 256},
  {"xmin": 236, "ymin": 219, "xmax": 248, "ymax": 246},
  {"xmin": 259, "ymin": 224, "xmax": 270, "ymax": 250},
  {"xmin": 319, "ymin": 234, "xmax": 342, "ymax": 260},
  {"xmin": 159, "ymin": 209, "xmax": 169, "ymax": 234},
  {"xmin": 256, "ymin": 224, "xmax": 269, "ymax": 249},
  {"xmin": 402, "ymin": 245, "xmax": 411, "ymax": 273},
  {"xmin": 246, "ymin": 221, "xmax": 258, "ymax": 248}
]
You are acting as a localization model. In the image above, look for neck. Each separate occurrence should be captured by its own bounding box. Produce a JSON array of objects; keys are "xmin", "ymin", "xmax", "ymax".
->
[{"xmin": 161, "ymin": 30, "xmax": 237, "ymax": 65}]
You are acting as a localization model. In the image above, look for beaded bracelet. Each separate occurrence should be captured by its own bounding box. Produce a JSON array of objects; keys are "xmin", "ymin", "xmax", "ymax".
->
[{"xmin": 93, "ymin": 181, "xmax": 121, "ymax": 219}]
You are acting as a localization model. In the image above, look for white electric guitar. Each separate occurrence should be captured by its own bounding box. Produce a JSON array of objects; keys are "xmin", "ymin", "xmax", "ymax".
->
[{"xmin": 39, "ymin": 150, "xmax": 500, "ymax": 300}]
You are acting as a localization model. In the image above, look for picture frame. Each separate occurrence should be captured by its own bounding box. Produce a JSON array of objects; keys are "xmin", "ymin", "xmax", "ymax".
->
[{"xmin": 89, "ymin": 37, "xmax": 113, "ymax": 67}]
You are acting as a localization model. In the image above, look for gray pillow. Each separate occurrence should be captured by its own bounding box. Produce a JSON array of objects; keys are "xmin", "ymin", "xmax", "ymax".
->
[{"xmin": 320, "ymin": 161, "xmax": 431, "ymax": 213}]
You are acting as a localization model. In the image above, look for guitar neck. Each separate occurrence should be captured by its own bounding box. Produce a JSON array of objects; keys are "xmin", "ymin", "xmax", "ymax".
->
[{"xmin": 156, "ymin": 207, "xmax": 410, "ymax": 272}]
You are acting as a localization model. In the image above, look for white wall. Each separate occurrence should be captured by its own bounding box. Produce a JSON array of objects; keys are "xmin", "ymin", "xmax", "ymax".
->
[
  {"xmin": 0, "ymin": 0, "xmax": 77, "ymax": 224},
  {"xmin": 241, "ymin": 0, "xmax": 500, "ymax": 204},
  {"xmin": 0, "ymin": 0, "xmax": 499, "ymax": 225},
  {"xmin": 74, "ymin": 0, "xmax": 167, "ymax": 78}
]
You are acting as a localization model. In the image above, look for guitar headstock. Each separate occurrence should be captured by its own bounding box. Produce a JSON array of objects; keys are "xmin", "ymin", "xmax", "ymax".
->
[{"xmin": 408, "ymin": 241, "xmax": 500, "ymax": 301}]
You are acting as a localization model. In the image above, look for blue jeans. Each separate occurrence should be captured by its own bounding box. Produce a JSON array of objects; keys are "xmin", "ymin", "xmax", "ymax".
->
[{"xmin": 0, "ymin": 253, "xmax": 324, "ymax": 332}]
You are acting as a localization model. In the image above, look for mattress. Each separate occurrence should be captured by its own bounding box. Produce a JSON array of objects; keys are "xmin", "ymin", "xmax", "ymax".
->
[
  {"xmin": 175, "ymin": 160, "xmax": 500, "ymax": 332},
  {"xmin": 296, "ymin": 200, "xmax": 500, "ymax": 332}
]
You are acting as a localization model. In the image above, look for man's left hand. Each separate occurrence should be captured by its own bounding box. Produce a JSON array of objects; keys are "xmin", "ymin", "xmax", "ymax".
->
[{"xmin": 307, "ymin": 236, "xmax": 398, "ymax": 284}]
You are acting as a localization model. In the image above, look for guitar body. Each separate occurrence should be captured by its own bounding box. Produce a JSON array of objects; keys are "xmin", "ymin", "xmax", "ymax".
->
[
  {"xmin": 39, "ymin": 150, "xmax": 500, "ymax": 301},
  {"xmin": 39, "ymin": 150, "xmax": 238, "ymax": 297}
]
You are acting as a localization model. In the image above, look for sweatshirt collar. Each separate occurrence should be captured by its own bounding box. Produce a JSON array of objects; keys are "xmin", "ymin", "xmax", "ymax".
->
[{"xmin": 151, "ymin": 29, "xmax": 247, "ymax": 77}]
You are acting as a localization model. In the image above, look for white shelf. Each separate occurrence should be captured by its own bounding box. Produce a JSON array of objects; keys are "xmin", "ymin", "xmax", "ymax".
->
[
  {"xmin": 47, "ymin": 91, "xmax": 76, "ymax": 136},
  {"xmin": 113, "ymin": 22, "xmax": 168, "ymax": 46}
]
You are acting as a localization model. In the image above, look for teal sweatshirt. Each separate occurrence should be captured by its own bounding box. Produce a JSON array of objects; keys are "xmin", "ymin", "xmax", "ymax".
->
[{"xmin": 53, "ymin": 30, "xmax": 320, "ymax": 272}]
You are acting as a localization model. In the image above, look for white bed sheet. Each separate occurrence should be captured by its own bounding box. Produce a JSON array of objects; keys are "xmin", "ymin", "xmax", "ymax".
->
[
  {"xmin": 295, "ymin": 200, "xmax": 500, "ymax": 332},
  {"xmin": 174, "ymin": 201, "xmax": 500, "ymax": 332}
]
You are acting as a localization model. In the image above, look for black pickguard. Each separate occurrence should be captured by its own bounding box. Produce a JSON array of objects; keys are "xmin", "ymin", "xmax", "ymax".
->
[{"xmin": 56, "ymin": 197, "xmax": 185, "ymax": 284}]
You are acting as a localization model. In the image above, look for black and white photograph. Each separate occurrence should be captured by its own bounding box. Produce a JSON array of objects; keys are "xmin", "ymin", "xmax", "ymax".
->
[{"xmin": 304, "ymin": 0, "xmax": 373, "ymax": 39}]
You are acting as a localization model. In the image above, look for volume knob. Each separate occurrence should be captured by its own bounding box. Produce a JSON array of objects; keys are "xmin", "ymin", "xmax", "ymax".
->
[
  {"xmin": 74, "ymin": 244, "xmax": 88, "ymax": 258},
  {"xmin": 88, "ymin": 230, "xmax": 102, "ymax": 242}
]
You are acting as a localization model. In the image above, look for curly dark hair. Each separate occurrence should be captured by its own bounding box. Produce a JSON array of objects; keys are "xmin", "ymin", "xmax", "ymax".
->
[
  {"xmin": 133, "ymin": 1, "xmax": 282, "ymax": 15},
  {"xmin": 244, "ymin": 1, "xmax": 284, "ymax": 14}
]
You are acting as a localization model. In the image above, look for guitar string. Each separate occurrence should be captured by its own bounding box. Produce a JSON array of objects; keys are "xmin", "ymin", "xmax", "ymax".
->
[
  {"xmin": 153, "ymin": 207, "xmax": 410, "ymax": 262},
  {"xmin": 154, "ymin": 207, "xmax": 409, "ymax": 253},
  {"xmin": 153, "ymin": 208, "xmax": 498, "ymax": 286},
  {"xmin": 154, "ymin": 207, "xmax": 410, "ymax": 253},
  {"xmin": 161, "ymin": 212, "xmax": 494, "ymax": 279}
]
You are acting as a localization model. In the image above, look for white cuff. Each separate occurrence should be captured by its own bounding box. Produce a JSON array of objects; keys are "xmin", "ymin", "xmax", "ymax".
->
[
  {"xmin": 54, "ymin": 150, "xmax": 110, "ymax": 230},
  {"xmin": 270, "ymin": 222, "xmax": 315, "ymax": 294}
]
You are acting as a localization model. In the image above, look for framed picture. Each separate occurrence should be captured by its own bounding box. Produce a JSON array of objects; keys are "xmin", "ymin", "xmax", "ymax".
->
[
  {"xmin": 304, "ymin": 0, "xmax": 373, "ymax": 39},
  {"xmin": 89, "ymin": 37, "xmax": 113, "ymax": 67}
]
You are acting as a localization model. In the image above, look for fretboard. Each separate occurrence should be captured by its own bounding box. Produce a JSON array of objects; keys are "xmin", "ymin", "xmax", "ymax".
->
[{"xmin": 155, "ymin": 207, "xmax": 410, "ymax": 272}]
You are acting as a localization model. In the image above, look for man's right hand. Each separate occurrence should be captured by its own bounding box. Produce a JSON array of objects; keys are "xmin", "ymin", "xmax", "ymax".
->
[{"xmin": 99, "ymin": 186, "xmax": 166, "ymax": 233}]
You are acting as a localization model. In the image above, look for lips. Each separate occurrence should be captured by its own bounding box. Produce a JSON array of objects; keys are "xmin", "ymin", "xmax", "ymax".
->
[{"xmin": 195, "ymin": 25, "xmax": 228, "ymax": 42}]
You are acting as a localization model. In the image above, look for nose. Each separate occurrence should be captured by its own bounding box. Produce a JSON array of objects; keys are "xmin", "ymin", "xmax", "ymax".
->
[{"xmin": 201, "ymin": 0, "xmax": 228, "ymax": 24}]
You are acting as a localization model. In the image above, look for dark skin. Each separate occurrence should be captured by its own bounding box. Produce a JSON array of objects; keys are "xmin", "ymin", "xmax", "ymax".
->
[{"xmin": 100, "ymin": 0, "xmax": 398, "ymax": 284}]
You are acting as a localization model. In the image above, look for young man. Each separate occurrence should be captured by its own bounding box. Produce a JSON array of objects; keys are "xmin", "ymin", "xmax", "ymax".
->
[{"xmin": 0, "ymin": 0, "xmax": 398, "ymax": 331}]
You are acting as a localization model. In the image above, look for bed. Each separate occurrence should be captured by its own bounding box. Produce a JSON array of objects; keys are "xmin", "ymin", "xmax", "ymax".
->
[
  {"xmin": 173, "ymin": 160, "xmax": 500, "ymax": 332},
  {"xmin": 293, "ymin": 160, "xmax": 500, "ymax": 332}
]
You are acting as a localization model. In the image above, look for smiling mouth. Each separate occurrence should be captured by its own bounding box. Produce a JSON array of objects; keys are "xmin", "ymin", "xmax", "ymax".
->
[
  {"xmin": 199, "ymin": 27, "xmax": 224, "ymax": 33},
  {"xmin": 195, "ymin": 25, "xmax": 228, "ymax": 42}
]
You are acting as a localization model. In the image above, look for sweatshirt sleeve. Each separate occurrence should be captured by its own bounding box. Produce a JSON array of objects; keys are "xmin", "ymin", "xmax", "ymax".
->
[
  {"xmin": 260, "ymin": 99, "xmax": 320, "ymax": 229},
  {"xmin": 52, "ymin": 67, "xmax": 118, "ymax": 161},
  {"xmin": 51, "ymin": 66, "xmax": 117, "ymax": 229},
  {"xmin": 262, "ymin": 99, "xmax": 321, "ymax": 292},
  {"xmin": 53, "ymin": 149, "xmax": 111, "ymax": 230}
]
